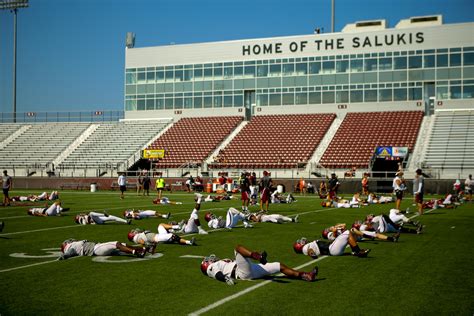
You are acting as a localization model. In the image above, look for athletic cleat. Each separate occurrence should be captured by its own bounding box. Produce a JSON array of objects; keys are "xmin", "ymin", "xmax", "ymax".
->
[
  {"xmin": 417, "ymin": 225, "xmax": 425, "ymax": 234},
  {"xmin": 127, "ymin": 219, "xmax": 132, "ymax": 225},
  {"xmin": 134, "ymin": 248, "xmax": 146, "ymax": 258},
  {"xmin": 260, "ymin": 251, "xmax": 268, "ymax": 265},
  {"xmin": 243, "ymin": 221, "xmax": 253, "ymax": 229},
  {"xmin": 103, "ymin": 211, "xmax": 109, "ymax": 217},
  {"xmin": 165, "ymin": 212, "xmax": 171, "ymax": 219},
  {"xmin": 146, "ymin": 244, "xmax": 156, "ymax": 254},
  {"xmin": 301, "ymin": 266, "xmax": 318, "ymax": 282},
  {"xmin": 190, "ymin": 237, "xmax": 196, "ymax": 246},
  {"xmin": 198, "ymin": 228, "xmax": 208, "ymax": 235},
  {"xmin": 62, "ymin": 207, "xmax": 70, "ymax": 212},
  {"xmin": 353, "ymin": 248, "xmax": 371, "ymax": 258},
  {"xmin": 392, "ymin": 232, "xmax": 401, "ymax": 242},
  {"xmin": 293, "ymin": 215, "xmax": 299, "ymax": 223}
]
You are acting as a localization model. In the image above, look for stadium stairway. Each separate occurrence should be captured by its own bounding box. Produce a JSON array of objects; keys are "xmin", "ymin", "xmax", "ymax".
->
[
  {"xmin": 209, "ymin": 113, "xmax": 336, "ymax": 170},
  {"xmin": 422, "ymin": 109, "xmax": 474, "ymax": 175},
  {"xmin": 146, "ymin": 116, "xmax": 243, "ymax": 169}
]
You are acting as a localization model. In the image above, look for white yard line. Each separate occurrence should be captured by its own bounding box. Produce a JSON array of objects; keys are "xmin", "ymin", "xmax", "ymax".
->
[
  {"xmin": 0, "ymin": 225, "xmax": 83, "ymax": 236},
  {"xmin": 0, "ymin": 259, "xmax": 59, "ymax": 273}
]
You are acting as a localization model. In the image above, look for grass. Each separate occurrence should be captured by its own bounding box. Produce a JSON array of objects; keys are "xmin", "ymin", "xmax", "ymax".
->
[{"xmin": 0, "ymin": 189, "xmax": 473, "ymax": 315}]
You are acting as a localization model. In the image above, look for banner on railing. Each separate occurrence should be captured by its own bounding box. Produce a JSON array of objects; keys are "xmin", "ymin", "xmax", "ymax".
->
[
  {"xmin": 142, "ymin": 149, "xmax": 165, "ymax": 159},
  {"xmin": 375, "ymin": 146, "xmax": 408, "ymax": 158}
]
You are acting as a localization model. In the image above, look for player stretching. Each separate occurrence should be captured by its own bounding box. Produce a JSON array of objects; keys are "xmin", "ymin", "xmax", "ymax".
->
[{"xmin": 201, "ymin": 244, "xmax": 318, "ymax": 285}]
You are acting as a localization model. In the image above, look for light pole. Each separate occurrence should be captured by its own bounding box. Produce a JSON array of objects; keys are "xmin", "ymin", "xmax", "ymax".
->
[{"xmin": 0, "ymin": 0, "xmax": 28, "ymax": 123}]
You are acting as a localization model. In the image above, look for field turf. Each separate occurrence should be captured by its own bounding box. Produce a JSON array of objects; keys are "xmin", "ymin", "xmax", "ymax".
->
[{"xmin": 0, "ymin": 190, "xmax": 473, "ymax": 315}]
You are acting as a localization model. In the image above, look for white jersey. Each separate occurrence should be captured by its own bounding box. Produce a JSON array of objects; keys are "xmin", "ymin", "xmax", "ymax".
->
[
  {"xmin": 303, "ymin": 241, "xmax": 321, "ymax": 257},
  {"xmin": 118, "ymin": 175, "xmax": 126, "ymax": 186},
  {"xmin": 207, "ymin": 259, "xmax": 236, "ymax": 279},
  {"xmin": 208, "ymin": 217, "xmax": 225, "ymax": 229}
]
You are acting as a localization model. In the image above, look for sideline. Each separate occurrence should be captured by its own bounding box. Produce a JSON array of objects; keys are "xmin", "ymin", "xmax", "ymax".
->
[{"xmin": 188, "ymin": 207, "xmax": 430, "ymax": 315}]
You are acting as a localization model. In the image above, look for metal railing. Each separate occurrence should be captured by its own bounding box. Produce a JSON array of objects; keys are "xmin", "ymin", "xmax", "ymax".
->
[{"xmin": 0, "ymin": 110, "xmax": 124, "ymax": 123}]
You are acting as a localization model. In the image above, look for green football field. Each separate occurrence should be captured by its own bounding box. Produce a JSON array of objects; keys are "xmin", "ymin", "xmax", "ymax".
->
[{"xmin": 0, "ymin": 189, "xmax": 473, "ymax": 315}]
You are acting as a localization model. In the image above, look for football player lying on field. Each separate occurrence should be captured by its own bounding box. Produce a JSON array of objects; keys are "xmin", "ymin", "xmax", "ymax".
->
[
  {"xmin": 75, "ymin": 211, "xmax": 131, "ymax": 225},
  {"xmin": 201, "ymin": 244, "xmax": 318, "ymax": 285},
  {"xmin": 204, "ymin": 207, "xmax": 253, "ymax": 229},
  {"xmin": 365, "ymin": 212, "xmax": 424, "ymax": 234},
  {"xmin": 351, "ymin": 220, "xmax": 400, "ymax": 242},
  {"xmin": 294, "ymin": 227, "xmax": 371, "ymax": 259},
  {"xmin": 123, "ymin": 209, "xmax": 171, "ymax": 220},
  {"xmin": 27, "ymin": 201, "xmax": 69, "ymax": 216},
  {"xmin": 59, "ymin": 239, "xmax": 148, "ymax": 260},
  {"xmin": 179, "ymin": 193, "xmax": 208, "ymax": 234},
  {"xmin": 246, "ymin": 211, "xmax": 298, "ymax": 224},
  {"xmin": 152, "ymin": 196, "xmax": 182, "ymax": 205},
  {"xmin": 127, "ymin": 224, "xmax": 196, "ymax": 250}
]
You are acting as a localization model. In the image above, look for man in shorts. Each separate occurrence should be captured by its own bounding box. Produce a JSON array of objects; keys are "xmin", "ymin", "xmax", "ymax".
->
[
  {"xmin": 2, "ymin": 170, "xmax": 12, "ymax": 206},
  {"xmin": 118, "ymin": 173, "xmax": 127, "ymax": 199}
]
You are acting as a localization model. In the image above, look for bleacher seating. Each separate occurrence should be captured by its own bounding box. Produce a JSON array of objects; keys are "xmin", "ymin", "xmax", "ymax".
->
[
  {"xmin": 59, "ymin": 121, "xmax": 169, "ymax": 169},
  {"xmin": 319, "ymin": 111, "xmax": 424, "ymax": 169},
  {"xmin": 0, "ymin": 124, "xmax": 23, "ymax": 143},
  {"xmin": 0, "ymin": 123, "xmax": 90, "ymax": 168},
  {"xmin": 211, "ymin": 114, "xmax": 336, "ymax": 169},
  {"xmin": 148, "ymin": 116, "xmax": 242, "ymax": 168},
  {"xmin": 423, "ymin": 110, "xmax": 474, "ymax": 170}
]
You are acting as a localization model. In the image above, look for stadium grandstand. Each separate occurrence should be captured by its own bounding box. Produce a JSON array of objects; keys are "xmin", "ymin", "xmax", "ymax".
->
[{"xmin": 1, "ymin": 15, "xmax": 473, "ymax": 182}]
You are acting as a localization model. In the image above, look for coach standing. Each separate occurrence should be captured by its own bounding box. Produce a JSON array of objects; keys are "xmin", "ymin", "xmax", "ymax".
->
[
  {"xmin": 118, "ymin": 173, "xmax": 127, "ymax": 199},
  {"xmin": 2, "ymin": 170, "xmax": 12, "ymax": 206},
  {"xmin": 413, "ymin": 169, "xmax": 425, "ymax": 215},
  {"xmin": 156, "ymin": 175, "xmax": 165, "ymax": 200}
]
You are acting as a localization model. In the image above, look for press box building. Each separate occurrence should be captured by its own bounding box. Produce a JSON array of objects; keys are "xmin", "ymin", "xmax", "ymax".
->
[{"xmin": 124, "ymin": 15, "xmax": 474, "ymax": 120}]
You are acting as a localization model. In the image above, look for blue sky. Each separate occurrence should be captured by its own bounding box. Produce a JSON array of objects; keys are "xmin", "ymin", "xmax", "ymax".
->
[{"xmin": 0, "ymin": 0, "xmax": 472, "ymax": 113}]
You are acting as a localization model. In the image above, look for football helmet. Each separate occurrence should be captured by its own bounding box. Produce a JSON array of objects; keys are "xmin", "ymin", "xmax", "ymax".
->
[
  {"xmin": 74, "ymin": 214, "xmax": 88, "ymax": 225},
  {"xmin": 204, "ymin": 212, "xmax": 214, "ymax": 222},
  {"xmin": 127, "ymin": 228, "xmax": 143, "ymax": 242},
  {"xmin": 293, "ymin": 237, "xmax": 307, "ymax": 254},
  {"xmin": 61, "ymin": 238, "xmax": 76, "ymax": 253},
  {"xmin": 152, "ymin": 198, "xmax": 160, "ymax": 204},
  {"xmin": 352, "ymin": 220, "xmax": 362, "ymax": 230},
  {"xmin": 123, "ymin": 210, "xmax": 134, "ymax": 218},
  {"xmin": 200, "ymin": 254, "xmax": 219, "ymax": 275},
  {"xmin": 322, "ymin": 228, "xmax": 330, "ymax": 239}
]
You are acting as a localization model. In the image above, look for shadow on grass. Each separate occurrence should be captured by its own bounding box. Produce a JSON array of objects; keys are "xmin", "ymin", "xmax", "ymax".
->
[{"xmin": 261, "ymin": 276, "xmax": 327, "ymax": 283}]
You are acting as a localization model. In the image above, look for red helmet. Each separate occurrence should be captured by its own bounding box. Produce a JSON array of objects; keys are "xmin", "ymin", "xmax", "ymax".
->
[
  {"xmin": 75, "ymin": 214, "xmax": 89, "ymax": 225},
  {"xmin": 128, "ymin": 228, "xmax": 142, "ymax": 242},
  {"xmin": 352, "ymin": 220, "xmax": 362, "ymax": 230},
  {"xmin": 293, "ymin": 237, "xmax": 307, "ymax": 254},
  {"xmin": 61, "ymin": 239, "xmax": 75, "ymax": 253},
  {"xmin": 322, "ymin": 228, "xmax": 330, "ymax": 239},
  {"xmin": 200, "ymin": 254, "xmax": 218, "ymax": 275},
  {"xmin": 204, "ymin": 212, "xmax": 213, "ymax": 222}
]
